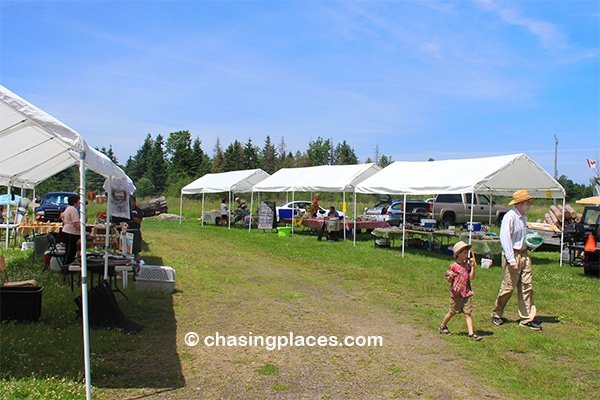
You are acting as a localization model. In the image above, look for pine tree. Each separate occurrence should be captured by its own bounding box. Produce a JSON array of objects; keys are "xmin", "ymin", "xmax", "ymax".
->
[
  {"xmin": 146, "ymin": 134, "xmax": 167, "ymax": 194},
  {"xmin": 242, "ymin": 138, "xmax": 260, "ymax": 170},
  {"xmin": 333, "ymin": 140, "xmax": 358, "ymax": 165},
  {"xmin": 212, "ymin": 138, "xmax": 225, "ymax": 173},
  {"xmin": 223, "ymin": 140, "xmax": 244, "ymax": 171},
  {"xmin": 261, "ymin": 135, "xmax": 277, "ymax": 174}
]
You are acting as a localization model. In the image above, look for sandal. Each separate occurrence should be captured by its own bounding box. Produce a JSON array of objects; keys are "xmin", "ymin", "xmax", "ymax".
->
[
  {"xmin": 439, "ymin": 325, "xmax": 451, "ymax": 335},
  {"xmin": 468, "ymin": 334, "xmax": 482, "ymax": 341}
]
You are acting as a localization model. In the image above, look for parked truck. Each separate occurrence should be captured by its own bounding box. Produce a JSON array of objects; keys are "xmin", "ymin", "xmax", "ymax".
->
[{"xmin": 432, "ymin": 193, "xmax": 508, "ymax": 228}]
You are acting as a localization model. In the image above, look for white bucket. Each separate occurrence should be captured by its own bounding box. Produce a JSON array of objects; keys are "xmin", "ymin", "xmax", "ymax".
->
[
  {"xmin": 49, "ymin": 256, "xmax": 63, "ymax": 271},
  {"xmin": 481, "ymin": 258, "xmax": 492, "ymax": 269}
]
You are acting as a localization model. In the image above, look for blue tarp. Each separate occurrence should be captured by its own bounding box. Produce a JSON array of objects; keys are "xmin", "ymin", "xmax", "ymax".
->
[{"xmin": 0, "ymin": 194, "xmax": 21, "ymax": 205}]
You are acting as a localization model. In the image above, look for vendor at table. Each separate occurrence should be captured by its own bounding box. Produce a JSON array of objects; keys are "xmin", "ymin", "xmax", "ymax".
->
[
  {"xmin": 61, "ymin": 194, "xmax": 82, "ymax": 265},
  {"xmin": 318, "ymin": 206, "xmax": 341, "ymax": 241}
]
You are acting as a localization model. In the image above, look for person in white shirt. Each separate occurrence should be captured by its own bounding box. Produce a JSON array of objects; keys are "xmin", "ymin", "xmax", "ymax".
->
[
  {"xmin": 219, "ymin": 199, "xmax": 228, "ymax": 227},
  {"xmin": 491, "ymin": 189, "xmax": 541, "ymax": 330}
]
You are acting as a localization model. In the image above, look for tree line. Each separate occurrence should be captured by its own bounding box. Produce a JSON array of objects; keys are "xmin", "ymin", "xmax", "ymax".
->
[
  {"xmin": 119, "ymin": 131, "xmax": 394, "ymax": 198},
  {"xmin": 24, "ymin": 130, "xmax": 593, "ymax": 202}
]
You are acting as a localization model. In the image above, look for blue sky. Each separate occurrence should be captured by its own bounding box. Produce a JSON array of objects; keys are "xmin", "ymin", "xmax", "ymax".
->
[{"xmin": 1, "ymin": 0, "xmax": 598, "ymax": 185}]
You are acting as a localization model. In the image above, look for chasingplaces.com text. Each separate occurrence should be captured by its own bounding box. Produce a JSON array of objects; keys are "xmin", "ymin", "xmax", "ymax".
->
[{"xmin": 184, "ymin": 331, "xmax": 383, "ymax": 351}]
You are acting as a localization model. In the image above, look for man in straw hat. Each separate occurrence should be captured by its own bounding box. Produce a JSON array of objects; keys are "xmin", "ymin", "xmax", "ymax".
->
[{"xmin": 491, "ymin": 189, "xmax": 542, "ymax": 330}]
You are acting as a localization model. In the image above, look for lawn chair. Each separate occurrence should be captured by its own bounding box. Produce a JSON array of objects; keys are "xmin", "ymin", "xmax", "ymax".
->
[{"xmin": 0, "ymin": 255, "xmax": 38, "ymax": 287}]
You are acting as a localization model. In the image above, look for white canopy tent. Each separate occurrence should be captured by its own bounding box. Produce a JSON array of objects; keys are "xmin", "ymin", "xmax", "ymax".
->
[
  {"xmin": 252, "ymin": 163, "xmax": 382, "ymax": 234},
  {"xmin": 0, "ymin": 84, "xmax": 134, "ymax": 399},
  {"xmin": 354, "ymin": 154, "xmax": 566, "ymax": 258},
  {"xmin": 179, "ymin": 168, "xmax": 270, "ymax": 228}
]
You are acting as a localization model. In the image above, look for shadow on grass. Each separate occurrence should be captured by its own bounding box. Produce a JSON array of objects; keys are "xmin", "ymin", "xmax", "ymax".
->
[
  {"xmin": 91, "ymin": 253, "xmax": 184, "ymax": 390},
  {"xmin": 0, "ymin": 252, "xmax": 184, "ymax": 392}
]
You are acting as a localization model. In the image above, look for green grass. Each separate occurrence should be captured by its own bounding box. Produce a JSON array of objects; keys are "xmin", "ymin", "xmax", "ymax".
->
[{"xmin": 1, "ymin": 202, "xmax": 598, "ymax": 399}]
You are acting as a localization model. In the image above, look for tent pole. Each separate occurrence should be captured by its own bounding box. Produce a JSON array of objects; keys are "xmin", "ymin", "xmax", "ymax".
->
[
  {"xmin": 228, "ymin": 191, "xmax": 232, "ymax": 229},
  {"xmin": 468, "ymin": 191, "xmax": 475, "ymax": 244},
  {"xmin": 352, "ymin": 192, "xmax": 357, "ymax": 246},
  {"xmin": 78, "ymin": 152, "xmax": 92, "ymax": 400},
  {"xmin": 179, "ymin": 192, "xmax": 183, "ymax": 225},
  {"xmin": 4, "ymin": 184, "xmax": 11, "ymax": 248},
  {"xmin": 560, "ymin": 195, "xmax": 566, "ymax": 266},
  {"xmin": 342, "ymin": 192, "xmax": 346, "ymax": 240},
  {"xmin": 291, "ymin": 191, "xmax": 295, "ymax": 235},
  {"xmin": 201, "ymin": 194, "xmax": 205, "ymax": 226},
  {"xmin": 104, "ymin": 176, "xmax": 112, "ymax": 280},
  {"xmin": 401, "ymin": 194, "xmax": 406, "ymax": 257},
  {"xmin": 248, "ymin": 192, "xmax": 254, "ymax": 232}
]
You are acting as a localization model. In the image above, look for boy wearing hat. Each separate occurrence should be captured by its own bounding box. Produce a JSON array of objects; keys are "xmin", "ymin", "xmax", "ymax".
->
[
  {"xmin": 491, "ymin": 189, "xmax": 541, "ymax": 330},
  {"xmin": 439, "ymin": 240, "xmax": 482, "ymax": 340}
]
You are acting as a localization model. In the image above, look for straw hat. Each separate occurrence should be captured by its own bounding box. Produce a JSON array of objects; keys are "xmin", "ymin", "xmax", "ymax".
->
[
  {"xmin": 452, "ymin": 241, "xmax": 472, "ymax": 258},
  {"xmin": 509, "ymin": 189, "xmax": 533, "ymax": 205}
]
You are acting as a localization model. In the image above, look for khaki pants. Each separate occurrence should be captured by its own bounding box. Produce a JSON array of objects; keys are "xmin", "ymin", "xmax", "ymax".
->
[{"xmin": 491, "ymin": 250, "xmax": 536, "ymax": 323}]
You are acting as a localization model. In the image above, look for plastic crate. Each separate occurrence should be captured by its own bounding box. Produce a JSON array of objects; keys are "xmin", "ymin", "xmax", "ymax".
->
[
  {"xmin": 0, "ymin": 286, "xmax": 43, "ymax": 321},
  {"xmin": 136, "ymin": 265, "xmax": 176, "ymax": 293}
]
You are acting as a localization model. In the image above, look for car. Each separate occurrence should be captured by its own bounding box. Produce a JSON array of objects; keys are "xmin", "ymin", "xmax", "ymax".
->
[
  {"xmin": 276, "ymin": 200, "xmax": 346, "ymax": 221},
  {"xmin": 363, "ymin": 194, "xmax": 399, "ymax": 215},
  {"xmin": 35, "ymin": 191, "xmax": 76, "ymax": 222},
  {"xmin": 383, "ymin": 200, "xmax": 432, "ymax": 227}
]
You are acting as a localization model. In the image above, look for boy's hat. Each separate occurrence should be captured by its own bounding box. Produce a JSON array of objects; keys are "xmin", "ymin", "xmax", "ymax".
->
[
  {"xmin": 509, "ymin": 189, "xmax": 533, "ymax": 205},
  {"xmin": 452, "ymin": 241, "xmax": 472, "ymax": 258}
]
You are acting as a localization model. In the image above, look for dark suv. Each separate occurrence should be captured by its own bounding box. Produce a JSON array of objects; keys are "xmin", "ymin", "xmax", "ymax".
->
[
  {"xmin": 35, "ymin": 192, "xmax": 76, "ymax": 222},
  {"xmin": 384, "ymin": 200, "xmax": 432, "ymax": 226}
]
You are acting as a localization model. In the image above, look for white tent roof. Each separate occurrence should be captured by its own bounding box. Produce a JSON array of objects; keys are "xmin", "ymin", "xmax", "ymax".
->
[
  {"xmin": 355, "ymin": 154, "xmax": 565, "ymax": 198},
  {"xmin": 0, "ymin": 85, "xmax": 132, "ymax": 189},
  {"xmin": 181, "ymin": 168, "xmax": 270, "ymax": 194},
  {"xmin": 252, "ymin": 163, "xmax": 381, "ymax": 193}
]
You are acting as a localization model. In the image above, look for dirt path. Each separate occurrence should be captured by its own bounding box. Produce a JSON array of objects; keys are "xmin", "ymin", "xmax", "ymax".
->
[{"xmin": 170, "ymin": 247, "xmax": 508, "ymax": 400}]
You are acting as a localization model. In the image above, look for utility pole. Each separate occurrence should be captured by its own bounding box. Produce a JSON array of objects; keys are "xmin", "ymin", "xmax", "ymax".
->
[
  {"xmin": 554, "ymin": 135, "xmax": 559, "ymax": 180},
  {"xmin": 554, "ymin": 135, "xmax": 558, "ymax": 205}
]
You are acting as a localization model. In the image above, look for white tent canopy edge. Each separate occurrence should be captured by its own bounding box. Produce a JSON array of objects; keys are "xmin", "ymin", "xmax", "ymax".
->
[
  {"xmin": 354, "ymin": 153, "xmax": 566, "ymax": 260},
  {"xmin": 0, "ymin": 84, "xmax": 134, "ymax": 400},
  {"xmin": 252, "ymin": 163, "xmax": 382, "ymax": 235},
  {"xmin": 179, "ymin": 168, "xmax": 270, "ymax": 228}
]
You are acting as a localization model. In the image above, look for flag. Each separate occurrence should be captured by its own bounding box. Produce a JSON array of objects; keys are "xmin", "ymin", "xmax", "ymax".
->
[{"xmin": 587, "ymin": 159, "xmax": 598, "ymax": 169}]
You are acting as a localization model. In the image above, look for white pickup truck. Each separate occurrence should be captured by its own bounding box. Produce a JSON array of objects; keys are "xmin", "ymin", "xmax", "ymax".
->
[{"xmin": 432, "ymin": 193, "xmax": 508, "ymax": 228}]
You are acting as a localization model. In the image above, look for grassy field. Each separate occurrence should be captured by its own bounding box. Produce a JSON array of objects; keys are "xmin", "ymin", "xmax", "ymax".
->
[{"xmin": 1, "ymin": 198, "xmax": 599, "ymax": 399}]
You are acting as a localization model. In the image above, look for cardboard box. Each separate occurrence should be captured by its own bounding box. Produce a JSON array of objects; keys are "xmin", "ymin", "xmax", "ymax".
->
[{"xmin": 0, "ymin": 286, "xmax": 43, "ymax": 321}]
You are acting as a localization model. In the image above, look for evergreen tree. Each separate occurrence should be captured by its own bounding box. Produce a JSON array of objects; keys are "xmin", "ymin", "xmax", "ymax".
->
[
  {"xmin": 125, "ymin": 134, "xmax": 153, "ymax": 182},
  {"xmin": 379, "ymin": 154, "xmax": 393, "ymax": 168},
  {"xmin": 261, "ymin": 135, "xmax": 277, "ymax": 174},
  {"xmin": 212, "ymin": 138, "xmax": 225, "ymax": 173},
  {"xmin": 333, "ymin": 140, "xmax": 358, "ymax": 165},
  {"xmin": 242, "ymin": 138, "xmax": 260, "ymax": 170},
  {"xmin": 146, "ymin": 134, "xmax": 167, "ymax": 194},
  {"xmin": 223, "ymin": 140, "xmax": 244, "ymax": 171},
  {"xmin": 191, "ymin": 137, "xmax": 211, "ymax": 177},
  {"xmin": 276, "ymin": 136, "xmax": 287, "ymax": 170},
  {"xmin": 166, "ymin": 130, "xmax": 194, "ymax": 178},
  {"xmin": 294, "ymin": 150, "xmax": 310, "ymax": 167}
]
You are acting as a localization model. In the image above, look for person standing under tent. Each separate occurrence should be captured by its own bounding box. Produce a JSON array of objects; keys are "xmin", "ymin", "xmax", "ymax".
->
[
  {"xmin": 220, "ymin": 198, "xmax": 229, "ymax": 227},
  {"xmin": 311, "ymin": 193, "xmax": 320, "ymax": 218},
  {"xmin": 61, "ymin": 194, "xmax": 81, "ymax": 266},
  {"xmin": 127, "ymin": 195, "xmax": 143, "ymax": 261}
]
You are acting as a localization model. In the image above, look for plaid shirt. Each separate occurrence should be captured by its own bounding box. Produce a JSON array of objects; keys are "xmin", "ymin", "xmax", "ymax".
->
[{"xmin": 445, "ymin": 261, "xmax": 474, "ymax": 298}]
